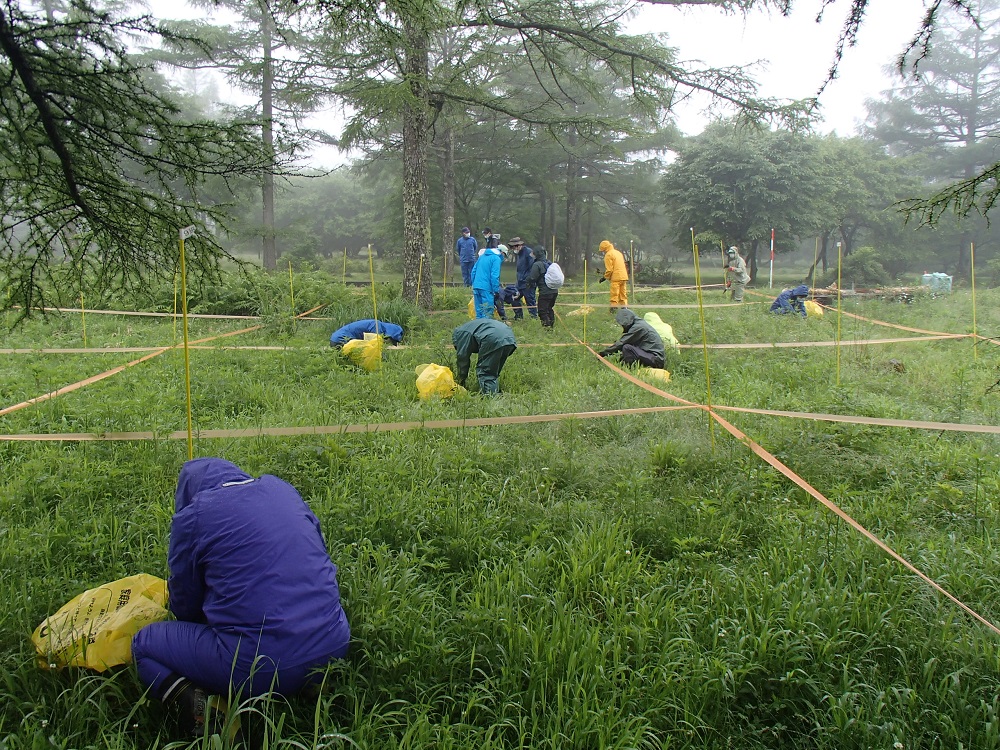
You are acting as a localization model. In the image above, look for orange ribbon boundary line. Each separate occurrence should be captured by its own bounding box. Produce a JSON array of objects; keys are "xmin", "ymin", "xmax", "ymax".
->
[
  {"xmin": 706, "ymin": 406, "xmax": 1000, "ymax": 637},
  {"xmin": 713, "ymin": 405, "xmax": 1000, "ymax": 434},
  {"xmin": 0, "ymin": 405, "xmax": 695, "ymax": 442},
  {"xmin": 558, "ymin": 313, "xmax": 1000, "ymax": 638},
  {"xmin": 0, "ymin": 303, "xmax": 327, "ymax": 417},
  {"xmin": 0, "ymin": 324, "xmax": 263, "ymax": 418},
  {"xmin": 0, "ymin": 334, "xmax": 965, "ymax": 356},
  {"xmin": 677, "ymin": 334, "xmax": 966, "ymax": 350},
  {"xmin": 0, "ymin": 347, "xmax": 173, "ymax": 418},
  {"xmin": 35, "ymin": 306, "xmax": 260, "ymax": 320}
]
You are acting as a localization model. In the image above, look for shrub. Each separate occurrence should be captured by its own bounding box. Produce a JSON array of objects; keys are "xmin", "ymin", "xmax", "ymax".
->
[{"xmin": 819, "ymin": 246, "xmax": 891, "ymax": 288}]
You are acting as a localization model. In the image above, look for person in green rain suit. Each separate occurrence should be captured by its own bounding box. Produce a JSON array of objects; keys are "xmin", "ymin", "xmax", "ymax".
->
[{"xmin": 452, "ymin": 319, "xmax": 517, "ymax": 395}]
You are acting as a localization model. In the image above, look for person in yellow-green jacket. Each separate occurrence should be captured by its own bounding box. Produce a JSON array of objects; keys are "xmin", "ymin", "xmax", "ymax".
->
[{"xmin": 599, "ymin": 240, "xmax": 629, "ymax": 312}]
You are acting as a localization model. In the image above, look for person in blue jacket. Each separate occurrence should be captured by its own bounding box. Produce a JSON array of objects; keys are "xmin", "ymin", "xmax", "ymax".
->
[
  {"xmin": 510, "ymin": 237, "xmax": 537, "ymax": 320},
  {"xmin": 455, "ymin": 227, "xmax": 478, "ymax": 287},
  {"xmin": 453, "ymin": 318, "xmax": 517, "ymax": 394},
  {"xmin": 132, "ymin": 458, "xmax": 350, "ymax": 739},
  {"xmin": 329, "ymin": 319, "xmax": 404, "ymax": 347},
  {"xmin": 470, "ymin": 245, "xmax": 503, "ymax": 319},
  {"xmin": 769, "ymin": 284, "xmax": 810, "ymax": 317}
]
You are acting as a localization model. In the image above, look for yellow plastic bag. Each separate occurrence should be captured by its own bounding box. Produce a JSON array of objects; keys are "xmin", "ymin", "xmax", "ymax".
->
[
  {"xmin": 643, "ymin": 312, "xmax": 680, "ymax": 350},
  {"xmin": 468, "ymin": 299, "xmax": 475, "ymax": 319},
  {"xmin": 415, "ymin": 363, "xmax": 464, "ymax": 400},
  {"xmin": 804, "ymin": 300, "xmax": 824, "ymax": 318},
  {"xmin": 32, "ymin": 574, "xmax": 169, "ymax": 672},
  {"xmin": 638, "ymin": 368, "xmax": 671, "ymax": 384},
  {"xmin": 342, "ymin": 336, "xmax": 384, "ymax": 371}
]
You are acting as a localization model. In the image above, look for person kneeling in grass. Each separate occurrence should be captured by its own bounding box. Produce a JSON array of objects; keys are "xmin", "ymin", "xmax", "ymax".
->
[
  {"xmin": 132, "ymin": 458, "xmax": 350, "ymax": 744},
  {"xmin": 769, "ymin": 285, "xmax": 810, "ymax": 317},
  {"xmin": 453, "ymin": 318, "xmax": 517, "ymax": 395},
  {"xmin": 598, "ymin": 308, "xmax": 666, "ymax": 368},
  {"xmin": 329, "ymin": 319, "xmax": 404, "ymax": 347}
]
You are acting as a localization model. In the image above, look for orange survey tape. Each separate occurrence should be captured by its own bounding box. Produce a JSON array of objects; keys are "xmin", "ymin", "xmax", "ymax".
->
[
  {"xmin": 0, "ymin": 332, "xmax": 968, "ymax": 357},
  {"xmin": 0, "ymin": 405, "xmax": 695, "ymax": 442},
  {"xmin": 558, "ymin": 313, "xmax": 1000, "ymax": 637},
  {"xmin": 0, "ymin": 304, "xmax": 329, "ymax": 417},
  {"xmin": 35, "ymin": 306, "xmax": 260, "ymax": 320},
  {"xmin": 712, "ymin": 404, "xmax": 1000, "ymax": 434},
  {"xmin": 0, "ymin": 324, "xmax": 262, "ymax": 418},
  {"xmin": 0, "ymin": 346, "xmax": 172, "ymax": 418},
  {"xmin": 678, "ymin": 334, "xmax": 967, "ymax": 350}
]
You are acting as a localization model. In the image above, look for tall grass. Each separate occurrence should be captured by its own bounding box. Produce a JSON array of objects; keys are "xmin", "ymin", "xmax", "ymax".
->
[{"xmin": 1, "ymin": 278, "xmax": 1000, "ymax": 748}]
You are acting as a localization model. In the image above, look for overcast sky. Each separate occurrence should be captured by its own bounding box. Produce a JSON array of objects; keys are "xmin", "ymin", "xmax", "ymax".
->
[
  {"xmin": 155, "ymin": 0, "xmax": 936, "ymax": 165},
  {"xmin": 636, "ymin": 0, "xmax": 931, "ymax": 136}
]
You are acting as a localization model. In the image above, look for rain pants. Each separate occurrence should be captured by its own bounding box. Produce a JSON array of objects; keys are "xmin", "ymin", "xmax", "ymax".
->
[
  {"xmin": 132, "ymin": 458, "xmax": 350, "ymax": 700},
  {"xmin": 453, "ymin": 319, "xmax": 517, "ymax": 394}
]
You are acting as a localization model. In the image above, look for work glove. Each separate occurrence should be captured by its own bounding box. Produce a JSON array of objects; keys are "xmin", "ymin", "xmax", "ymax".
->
[
  {"xmin": 599, "ymin": 277, "xmax": 607, "ymax": 283},
  {"xmin": 725, "ymin": 280, "xmax": 732, "ymax": 288},
  {"xmin": 598, "ymin": 349, "xmax": 610, "ymax": 358}
]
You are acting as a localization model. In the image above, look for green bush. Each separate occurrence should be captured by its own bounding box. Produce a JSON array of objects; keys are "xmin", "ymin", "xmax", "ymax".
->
[{"xmin": 819, "ymin": 246, "xmax": 891, "ymax": 288}]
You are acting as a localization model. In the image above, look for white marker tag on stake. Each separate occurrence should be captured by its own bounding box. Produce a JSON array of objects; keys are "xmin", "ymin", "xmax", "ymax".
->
[{"xmin": 179, "ymin": 226, "xmax": 196, "ymax": 240}]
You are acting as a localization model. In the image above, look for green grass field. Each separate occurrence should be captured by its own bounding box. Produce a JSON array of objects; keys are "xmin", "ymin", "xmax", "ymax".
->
[{"xmin": 2, "ymin": 274, "xmax": 1000, "ymax": 749}]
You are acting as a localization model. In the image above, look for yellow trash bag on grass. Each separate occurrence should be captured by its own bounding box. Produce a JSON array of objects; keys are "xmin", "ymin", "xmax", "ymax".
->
[
  {"xmin": 638, "ymin": 367, "xmax": 671, "ymax": 384},
  {"xmin": 804, "ymin": 300, "xmax": 824, "ymax": 318},
  {"xmin": 415, "ymin": 363, "xmax": 465, "ymax": 400},
  {"xmin": 342, "ymin": 335, "xmax": 384, "ymax": 371},
  {"xmin": 468, "ymin": 298, "xmax": 476, "ymax": 319},
  {"xmin": 32, "ymin": 574, "xmax": 169, "ymax": 672}
]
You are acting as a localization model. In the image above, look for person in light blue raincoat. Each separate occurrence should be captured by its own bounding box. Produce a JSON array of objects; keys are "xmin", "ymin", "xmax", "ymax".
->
[
  {"xmin": 769, "ymin": 285, "xmax": 810, "ymax": 317},
  {"xmin": 329, "ymin": 319, "xmax": 404, "ymax": 347},
  {"xmin": 132, "ymin": 458, "xmax": 350, "ymax": 738},
  {"xmin": 470, "ymin": 246, "xmax": 503, "ymax": 319}
]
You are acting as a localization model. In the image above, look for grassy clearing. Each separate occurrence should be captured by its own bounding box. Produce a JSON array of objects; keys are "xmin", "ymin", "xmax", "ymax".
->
[{"xmin": 1, "ymin": 277, "xmax": 1000, "ymax": 749}]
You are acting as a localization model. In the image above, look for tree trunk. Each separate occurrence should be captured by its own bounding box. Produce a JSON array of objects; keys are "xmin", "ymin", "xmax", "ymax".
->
[
  {"xmin": 804, "ymin": 235, "xmax": 830, "ymax": 284},
  {"xmin": 440, "ymin": 125, "xmax": 455, "ymax": 285},
  {"xmin": 748, "ymin": 240, "xmax": 758, "ymax": 282},
  {"xmin": 261, "ymin": 5, "xmax": 277, "ymax": 271},
  {"xmin": 539, "ymin": 183, "xmax": 548, "ymax": 252},
  {"xmin": 565, "ymin": 148, "xmax": 581, "ymax": 274},
  {"xmin": 548, "ymin": 191, "xmax": 557, "ymax": 257},
  {"xmin": 401, "ymin": 20, "xmax": 433, "ymax": 309}
]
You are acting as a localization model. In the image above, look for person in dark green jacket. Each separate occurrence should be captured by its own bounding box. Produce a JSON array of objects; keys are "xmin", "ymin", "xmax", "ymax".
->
[
  {"xmin": 452, "ymin": 319, "xmax": 517, "ymax": 394},
  {"xmin": 598, "ymin": 308, "xmax": 666, "ymax": 368}
]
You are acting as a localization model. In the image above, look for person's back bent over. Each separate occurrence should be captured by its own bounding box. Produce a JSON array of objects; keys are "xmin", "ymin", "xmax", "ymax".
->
[
  {"xmin": 132, "ymin": 458, "xmax": 350, "ymax": 738},
  {"xmin": 453, "ymin": 318, "xmax": 517, "ymax": 394}
]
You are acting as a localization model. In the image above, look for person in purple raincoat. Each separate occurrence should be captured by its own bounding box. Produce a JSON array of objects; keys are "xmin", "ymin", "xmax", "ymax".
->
[{"xmin": 132, "ymin": 458, "xmax": 350, "ymax": 738}]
